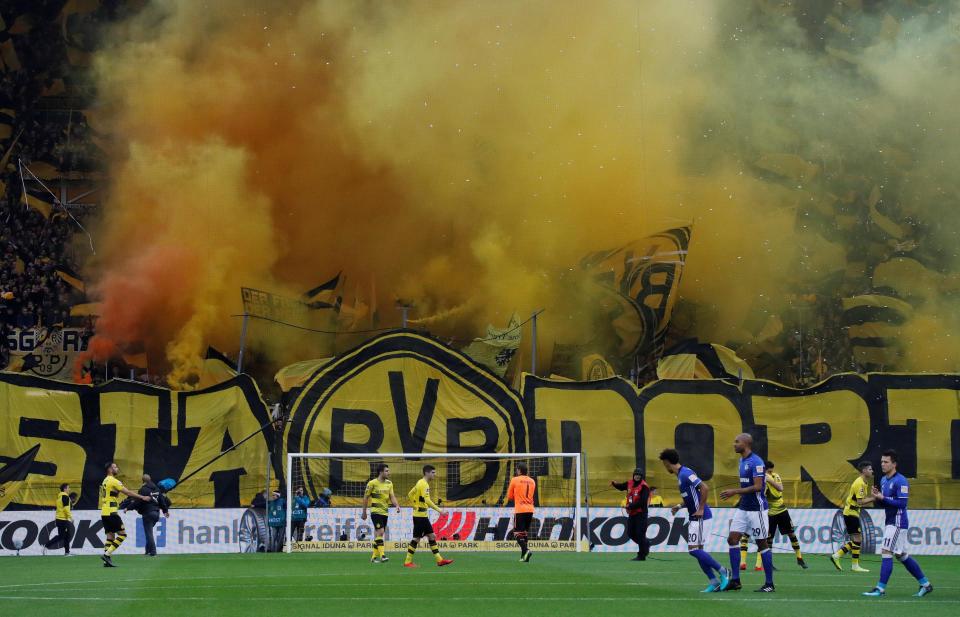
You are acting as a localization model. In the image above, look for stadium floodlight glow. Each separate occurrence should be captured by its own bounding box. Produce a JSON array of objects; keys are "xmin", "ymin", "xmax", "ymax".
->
[{"xmin": 285, "ymin": 452, "xmax": 584, "ymax": 554}]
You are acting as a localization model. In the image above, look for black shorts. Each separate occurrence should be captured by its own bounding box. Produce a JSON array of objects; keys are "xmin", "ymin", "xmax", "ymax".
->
[
  {"xmin": 412, "ymin": 517, "xmax": 434, "ymax": 538},
  {"xmin": 370, "ymin": 513, "xmax": 388, "ymax": 531},
  {"xmin": 844, "ymin": 514, "xmax": 862, "ymax": 535},
  {"xmin": 101, "ymin": 513, "xmax": 125, "ymax": 534},
  {"xmin": 768, "ymin": 510, "xmax": 794, "ymax": 536},
  {"xmin": 514, "ymin": 512, "xmax": 533, "ymax": 534}
]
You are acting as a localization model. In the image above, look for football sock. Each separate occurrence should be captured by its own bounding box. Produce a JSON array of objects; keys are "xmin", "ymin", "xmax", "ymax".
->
[
  {"xmin": 899, "ymin": 556, "xmax": 927, "ymax": 583},
  {"xmin": 789, "ymin": 534, "xmax": 802, "ymax": 559},
  {"xmin": 761, "ymin": 548, "xmax": 774, "ymax": 585},
  {"xmin": 375, "ymin": 538, "xmax": 384, "ymax": 558},
  {"xmin": 729, "ymin": 546, "xmax": 741, "ymax": 579},
  {"xmin": 690, "ymin": 549, "xmax": 722, "ymax": 581},
  {"xmin": 834, "ymin": 540, "xmax": 852, "ymax": 559},
  {"xmin": 429, "ymin": 539, "xmax": 443, "ymax": 563},
  {"xmin": 851, "ymin": 541, "xmax": 861, "ymax": 564},
  {"xmin": 879, "ymin": 555, "xmax": 894, "ymax": 586},
  {"xmin": 405, "ymin": 539, "xmax": 418, "ymax": 564},
  {"xmin": 739, "ymin": 535, "xmax": 748, "ymax": 564},
  {"xmin": 106, "ymin": 532, "xmax": 126, "ymax": 555}
]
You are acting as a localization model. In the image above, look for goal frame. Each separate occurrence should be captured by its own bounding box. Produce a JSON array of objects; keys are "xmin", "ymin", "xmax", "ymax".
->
[{"xmin": 285, "ymin": 452, "xmax": 583, "ymax": 553}]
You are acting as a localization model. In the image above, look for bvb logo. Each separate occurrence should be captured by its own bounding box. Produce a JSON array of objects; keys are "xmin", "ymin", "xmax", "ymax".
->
[{"xmin": 28, "ymin": 330, "xmax": 68, "ymax": 378}]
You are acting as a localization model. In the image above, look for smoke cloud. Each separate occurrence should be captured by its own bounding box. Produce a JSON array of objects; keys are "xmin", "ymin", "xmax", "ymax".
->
[{"xmin": 83, "ymin": 0, "xmax": 960, "ymax": 385}]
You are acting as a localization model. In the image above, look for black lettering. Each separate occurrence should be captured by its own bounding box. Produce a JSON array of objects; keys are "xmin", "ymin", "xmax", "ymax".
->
[
  {"xmin": 1, "ymin": 521, "xmax": 38, "ymax": 549},
  {"xmin": 646, "ymin": 516, "xmax": 670, "ymax": 545},
  {"xmin": 473, "ymin": 516, "xmax": 510, "ymax": 541},
  {"xmin": 73, "ymin": 519, "xmax": 104, "ymax": 549},
  {"xmin": 668, "ymin": 516, "xmax": 688, "ymax": 545},
  {"xmin": 446, "ymin": 417, "xmax": 500, "ymax": 500},
  {"xmin": 329, "ymin": 408, "xmax": 384, "ymax": 494},
  {"xmin": 560, "ymin": 421, "xmax": 581, "ymax": 479},
  {"xmin": 540, "ymin": 516, "xmax": 574, "ymax": 541},
  {"xmin": 388, "ymin": 372, "xmax": 438, "ymax": 454},
  {"xmin": 675, "ymin": 423, "xmax": 713, "ymax": 479},
  {"xmin": 210, "ymin": 468, "xmax": 247, "ymax": 507},
  {"xmin": 599, "ymin": 516, "xmax": 629, "ymax": 545}
]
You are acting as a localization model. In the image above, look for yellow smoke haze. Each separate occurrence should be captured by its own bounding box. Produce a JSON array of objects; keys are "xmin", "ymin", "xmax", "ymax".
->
[{"xmin": 84, "ymin": 0, "xmax": 960, "ymax": 383}]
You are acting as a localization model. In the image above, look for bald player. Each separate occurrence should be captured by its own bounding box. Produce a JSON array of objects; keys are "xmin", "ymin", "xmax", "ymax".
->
[
  {"xmin": 719, "ymin": 433, "xmax": 775, "ymax": 593},
  {"xmin": 507, "ymin": 462, "xmax": 536, "ymax": 562}
]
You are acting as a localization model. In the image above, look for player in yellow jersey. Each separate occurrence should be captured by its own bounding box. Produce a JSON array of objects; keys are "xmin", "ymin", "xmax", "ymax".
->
[
  {"xmin": 740, "ymin": 460, "xmax": 807, "ymax": 570},
  {"xmin": 100, "ymin": 462, "xmax": 150, "ymax": 567},
  {"xmin": 403, "ymin": 465, "xmax": 453, "ymax": 568},
  {"xmin": 361, "ymin": 463, "xmax": 400, "ymax": 563},
  {"xmin": 831, "ymin": 461, "xmax": 875, "ymax": 572},
  {"xmin": 43, "ymin": 483, "xmax": 77, "ymax": 555}
]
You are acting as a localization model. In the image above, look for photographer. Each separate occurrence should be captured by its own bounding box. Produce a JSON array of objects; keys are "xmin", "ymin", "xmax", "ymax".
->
[{"xmin": 291, "ymin": 486, "xmax": 310, "ymax": 541}]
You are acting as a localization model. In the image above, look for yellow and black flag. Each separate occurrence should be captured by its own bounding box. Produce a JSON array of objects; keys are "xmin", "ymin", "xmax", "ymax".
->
[
  {"xmin": 197, "ymin": 346, "xmax": 239, "ymax": 389},
  {"xmin": 302, "ymin": 272, "xmax": 342, "ymax": 311},
  {"xmin": 0, "ymin": 444, "xmax": 40, "ymax": 511},
  {"xmin": 54, "ymin": 264, "xmax": 85, "ymax": 293},
  {"xmin": 656, "ymin": 339, "xmax": 755, "ymax": 380}
]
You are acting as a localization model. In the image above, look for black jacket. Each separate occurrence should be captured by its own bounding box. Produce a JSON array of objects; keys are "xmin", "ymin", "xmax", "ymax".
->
[{"xmin": 121, "ymin": 481, "xmax": 170, "ymax": 516}]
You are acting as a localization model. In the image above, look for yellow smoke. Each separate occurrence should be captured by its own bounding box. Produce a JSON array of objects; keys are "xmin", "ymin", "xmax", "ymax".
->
[{"xmin": 84, "ymin": 0, "xmax": 960, "ymax": 383}]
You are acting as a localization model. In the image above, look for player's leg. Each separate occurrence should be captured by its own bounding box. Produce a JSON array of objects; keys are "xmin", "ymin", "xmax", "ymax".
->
[
  {"xmin": 739, "ymin": 534, "xmax": 749, "ymax": 570},
  {"xmin": 754, "ymin": 512, "xmax": 775, "ymax": 592},
  {"xmin": 404, "ymin": 527, "xmax": 421, "ymax": 567},
  {"xmin": 426, "ymin": 530, "xmax": 451, "ymax": 566},
  {"xmin": 370, "ymin": 514, "xmax": 386, "ymax": 562},
  {"xmin": 832, "ymin": 516, "xmax": 855, "ymax": 570},
  {"xmin": 783, "ymin": 511, "xmax": 805, "ymax": 567},
  {"xmin": 865, "ymin": 525, "xmax": 899, "ymax": 596},
  {"xmin": 895, "ymin": 550, "xmax": 933, "ymax": 596},
  {"xmin": 515, "ymin": 513, "xmax": 532, "ymax": 561},
  {"xmin": 724, "ymin": 510, "xmax": 749, "ymax": 590},
  {"xmin": 688, "ymin": 519, "xmax": 724, "ymax": 592}
]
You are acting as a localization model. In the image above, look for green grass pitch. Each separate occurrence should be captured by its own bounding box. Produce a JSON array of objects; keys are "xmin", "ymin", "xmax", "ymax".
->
[{"xmin": 1, "ymin": 552, "xmax": 956, "ymax": 616}]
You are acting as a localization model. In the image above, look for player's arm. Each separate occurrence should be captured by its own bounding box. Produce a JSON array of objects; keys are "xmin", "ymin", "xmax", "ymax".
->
[
  {"xmin": 856, "ymin": 484, "xmax": 875, "ymax": 506},
  {"xmin": 423, "ymin": 489, "xmax": 442, "ymax": 513},
  {"xmin": 693, "ymin": 481, "xmax": 709, "ymax": 518},
  {"xmin": 765, "ymin": 473, "xmax": 783, "ymax": 492},
  {"xmin": 407, "ymin": 485, "xmax": 418, "ymax": 503},
  {"xmin": 119, "ymin": 485, "xmax": 151, "ymax": 501},
  {"xmin": 720, "ymin": 476, "xmax": 763, "ymax": 500},
  {"xmin": 361, "ymin": 484, "xmax": 371, "ymax": 520},
  {"xmin": 390, "ymin": 487, "xmax": 400, "ymax": 513},
  {"xmin": 506, "ymin": 478, "xmax": 515, "ymax": 503},
  {"xmin": 873, "ymin": 484, "xmax": 907, "ymax": 508}
]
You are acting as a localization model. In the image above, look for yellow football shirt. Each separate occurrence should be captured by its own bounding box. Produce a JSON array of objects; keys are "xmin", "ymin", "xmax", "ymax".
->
[
  {"xmin": 364, "ymin": 478, "xmax": 393, "ymax": 516},
  {"xmin": 408, "ymin": 478, "xmax": 441, "ymax": 517},
  {"xmin": 766, "ymin": 472, "xmax": 786, "ymax": 515},
  {"xmin": 843, "ymin": 476, "xmax": 869, "ymax": 517},
  {"xmin": 55, "ymin": 491, "xmax": 72, "ymax": 521},
  {"xmin": 100, "ymin": 475, "xmax": 124, "ymax": 516}
]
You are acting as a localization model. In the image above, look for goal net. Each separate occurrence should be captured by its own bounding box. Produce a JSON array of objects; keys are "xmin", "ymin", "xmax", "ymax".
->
[{"xmin": 284, "ymin": 453, "xmax": 585, "ymax": 553}]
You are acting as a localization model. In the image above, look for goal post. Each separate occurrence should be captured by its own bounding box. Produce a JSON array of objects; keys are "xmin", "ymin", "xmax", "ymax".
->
[{"xmin": 284, "ymin": 453, "xmax": 585, "ymax": 553}]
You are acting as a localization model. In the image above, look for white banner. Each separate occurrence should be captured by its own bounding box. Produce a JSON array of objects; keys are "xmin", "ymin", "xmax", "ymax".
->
[
  {"xmin": 2, "ymin": 507, "xmax": 959, "ymax": 556},
  {"xmin": 5, "ymin": 327, "xmax": 88, "ymax": 380}
]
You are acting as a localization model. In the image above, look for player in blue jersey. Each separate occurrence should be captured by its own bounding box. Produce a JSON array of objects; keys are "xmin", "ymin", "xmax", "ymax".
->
[
  {"xmin": 718, "ymin": 433, "xmax": 775, "ymax": 593},
  {"xmin": 863, "ymin": 450, "xmax": 934, "ymax": 598},
  {"xmin": 660, "ymin": 449, "xmax": 730, "ymax": 593}
]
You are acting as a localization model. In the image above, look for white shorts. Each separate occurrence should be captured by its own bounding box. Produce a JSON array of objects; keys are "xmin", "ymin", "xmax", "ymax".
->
[
  {"xmin": 730, "ymin": 509, "xmax": 768, "ymax": 538},
  {"xmin": 687, "ymin": 517, "xmax": 708, "ymax": 547},
  {"xmin": 881, "ymin": 524, "xmax": 906, "ymax": 555}
]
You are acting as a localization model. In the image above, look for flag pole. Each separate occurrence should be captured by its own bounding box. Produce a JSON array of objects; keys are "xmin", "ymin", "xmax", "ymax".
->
[{"xmin": 237, "ymin": 313, "xmax": 250, "ymax": 372}]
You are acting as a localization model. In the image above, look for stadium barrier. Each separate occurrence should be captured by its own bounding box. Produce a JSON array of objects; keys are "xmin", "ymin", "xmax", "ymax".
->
[{"xmin": 2, "ymin": 507, "xmax": 960, "ymax": 556}]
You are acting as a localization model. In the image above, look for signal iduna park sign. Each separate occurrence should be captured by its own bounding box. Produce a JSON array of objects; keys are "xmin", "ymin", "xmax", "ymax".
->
[{"xmin": 2, "ymin": 507, "xmax": 960, "ymax": 556}]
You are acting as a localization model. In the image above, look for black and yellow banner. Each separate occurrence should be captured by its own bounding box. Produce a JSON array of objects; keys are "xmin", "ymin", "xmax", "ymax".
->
[
  {"xmin": 4, "ymin": 330, "xmax": 959, "ymax": 511},
  {"xmin": 0, "ymin": 373, "xmax": 274, "ymax": 510}
]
